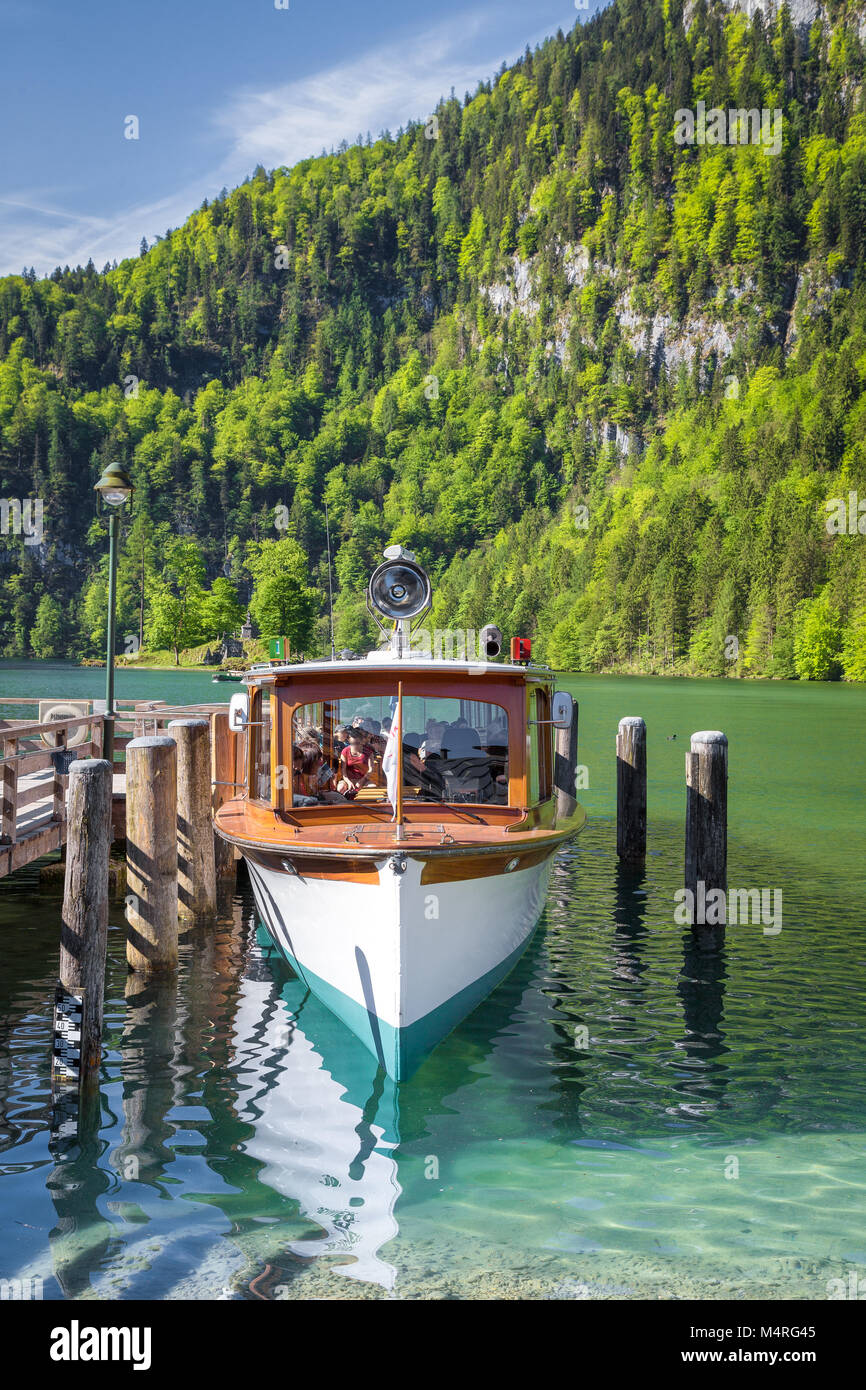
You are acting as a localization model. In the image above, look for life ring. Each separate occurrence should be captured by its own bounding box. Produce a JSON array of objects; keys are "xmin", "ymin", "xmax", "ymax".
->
[{"xmin": 39, "ymin": 702, "xmax": 91, "ymax": 748}]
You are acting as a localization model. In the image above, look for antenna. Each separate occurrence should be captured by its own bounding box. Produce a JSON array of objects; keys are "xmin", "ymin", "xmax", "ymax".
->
[{"xmin": 323, "ymin": 499, "xmax": 336, "ymax": 660}]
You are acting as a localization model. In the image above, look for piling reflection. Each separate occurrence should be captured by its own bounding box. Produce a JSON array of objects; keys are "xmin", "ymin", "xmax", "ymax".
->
[
  {"xmin": 47, "ymin": 1083, "xmax": 113, "ymax": 1299},
  {"xmin": 612, "ymin": 860, "xmax": 649, "ymax": 988},
  {"xmin": 115, "ymin": 972, "xmax": 181, "ymax": 1186},
  {"xmin": 674, "ymin": 932, "xmax": 729, "ymax": 1118}
]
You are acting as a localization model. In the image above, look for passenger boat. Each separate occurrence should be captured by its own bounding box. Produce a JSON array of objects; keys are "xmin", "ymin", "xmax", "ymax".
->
[{"xmin": 214, "ymin": 547, "xmax": 585, "ymax": 1079}]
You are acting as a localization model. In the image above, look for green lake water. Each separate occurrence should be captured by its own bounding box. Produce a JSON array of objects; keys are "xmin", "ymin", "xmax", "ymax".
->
[{"xmin": 0, "ymin": 661, "xmax": 864, "ymax": 1299}]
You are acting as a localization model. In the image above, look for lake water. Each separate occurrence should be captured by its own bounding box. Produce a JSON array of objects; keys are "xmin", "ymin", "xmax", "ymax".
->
[
  {"xmin": 1, "ymin": 663, "xmax": 864, "ymax": 1299},
  {"xmin": 0, "ymin": 658, "xmax": 229, "ymax": 717}
]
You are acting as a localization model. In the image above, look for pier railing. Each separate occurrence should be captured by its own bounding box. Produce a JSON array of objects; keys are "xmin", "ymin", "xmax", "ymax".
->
[
  {"xmin": 1, "ymin": 711, "xmax": 107, "ymax": 874},
  {"xmin": 0, "ymin": 699, "xmax": 231, "ymax": 877}
]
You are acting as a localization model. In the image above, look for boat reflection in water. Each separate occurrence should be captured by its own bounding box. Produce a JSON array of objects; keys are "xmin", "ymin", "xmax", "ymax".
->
[
  {"xmin": 231, "ymin": 927, "xmax": 403, "ymax": 1291},
  {"xmin": 229, "ymin": 909, "xmax": 556, "ymax": 1294}
]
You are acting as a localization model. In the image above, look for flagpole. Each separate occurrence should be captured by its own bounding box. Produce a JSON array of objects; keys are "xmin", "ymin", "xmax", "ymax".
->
[{"xmin": 395, "ymin": 680, "xmax": 404, "ymax": 840}]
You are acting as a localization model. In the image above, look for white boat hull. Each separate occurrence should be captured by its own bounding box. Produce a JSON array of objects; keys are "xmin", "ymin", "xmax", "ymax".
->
[{"xmin": 243, "ymin": 850, "xmax": 555, "ymax": 1079}]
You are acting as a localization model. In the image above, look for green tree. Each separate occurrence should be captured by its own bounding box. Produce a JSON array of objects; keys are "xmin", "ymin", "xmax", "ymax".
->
[
  {"xmin": 31, "ymin": 594, "xmax": 64, "ymax": 658},
  {"xmin": 793, "ymin": 592, "xmax": 843, "ymax": 681},
  {"xmin": 199, "ymin": 577, "xmax": 245, "ymax": 641},
  {"xmin": 246, "ymin": 536, "xmax": 318, "ymax": 651},
  {"xmin": 841, "ymin": 603, "xmax": 866, "ymax": 682},
  {"xmin": 144, "ymin": 539, "xmax": 206, "ymax": 663}
]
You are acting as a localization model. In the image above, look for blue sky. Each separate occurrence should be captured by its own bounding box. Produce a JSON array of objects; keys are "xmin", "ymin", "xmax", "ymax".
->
[{"xmin": 0, "ymin": 0, "xmax": 599, "ymax": 276}]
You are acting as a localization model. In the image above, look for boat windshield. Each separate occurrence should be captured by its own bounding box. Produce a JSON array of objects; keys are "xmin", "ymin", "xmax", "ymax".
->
[{"xmin": 291, "ymin": 695, "xmax": 509, "ymax": 806}]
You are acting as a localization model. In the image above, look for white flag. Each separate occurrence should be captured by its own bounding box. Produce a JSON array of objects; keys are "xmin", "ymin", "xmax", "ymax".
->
[{"xmin": 382, "ymin": 698, "xmax": 400, "ymax": 819}]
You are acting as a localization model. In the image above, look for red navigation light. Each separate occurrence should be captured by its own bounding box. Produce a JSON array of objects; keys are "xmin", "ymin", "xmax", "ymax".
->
[{"xmin": 511, "ymin": 637, "xmax": 532, "ymax": 664}]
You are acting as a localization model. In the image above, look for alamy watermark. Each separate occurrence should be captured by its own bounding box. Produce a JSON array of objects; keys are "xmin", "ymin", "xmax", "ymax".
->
[
  {"xmin": 0, "ymin": 1276, "xmax": 43, "ymax": 1300},
  {"xmin": 674, "ymin": 102, "xmax": 782, "ymax": 157},
  {"xmin": 675, "ymin": 881, "xmax": 782, "ymax": 935},
  {"xmin": 0, "ymin": 498, "xmax": 43, "ymax": 546},
  {"xmin": 50, "ymin": 1322, "xmax": 151, "ymax": 1369},
  {"xmin": 826, "ymin": 491, "xmax": 866, "ymax": 535},
  {"xmin": 826, "ymin": 1269, "xmax": 866, "ymax": 1299}
]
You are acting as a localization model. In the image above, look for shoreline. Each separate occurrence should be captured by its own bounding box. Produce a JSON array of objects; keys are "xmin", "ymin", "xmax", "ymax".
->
[{"xmin": 0, "ymin": 658, "xmax": 862, "ymax": 686}]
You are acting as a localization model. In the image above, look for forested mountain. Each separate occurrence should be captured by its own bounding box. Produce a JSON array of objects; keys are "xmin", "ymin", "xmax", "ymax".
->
[{"xmin": 1, "ymin": 0, "xmax": 865, "ymax": 678}]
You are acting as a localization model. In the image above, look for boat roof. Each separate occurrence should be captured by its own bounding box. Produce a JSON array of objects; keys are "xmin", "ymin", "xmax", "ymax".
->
[{"xmin": 245, "ymin": 653, "xmax": 552, "ymax": 680}]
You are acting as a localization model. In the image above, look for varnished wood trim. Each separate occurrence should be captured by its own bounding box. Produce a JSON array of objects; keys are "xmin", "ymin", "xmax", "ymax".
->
[
  {"xmin": 213, "ymin": 795, "xmax": 586, "ymax": 860},
  {"xmin": 245, "ymin": 847, "xmax": 379, "ymax": 884},
  {"xmin": 420, "ymin": 844, "xmax": 555, "ymax": 884}
]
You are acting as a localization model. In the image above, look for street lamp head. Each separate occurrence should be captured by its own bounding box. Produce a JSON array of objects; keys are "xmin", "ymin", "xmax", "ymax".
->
[{"xmin": 94, "ymin": 462, "xmax": 134, "ymax": 507}]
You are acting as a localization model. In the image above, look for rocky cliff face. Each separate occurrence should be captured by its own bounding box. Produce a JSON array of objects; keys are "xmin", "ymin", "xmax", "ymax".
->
[
  {"xmin": 711, "ymin": 0, "xmax": 866, "ymax": 40},
  {"xmin": 706, "ymin": 0, "xmax": 820, "ymax": 27}
]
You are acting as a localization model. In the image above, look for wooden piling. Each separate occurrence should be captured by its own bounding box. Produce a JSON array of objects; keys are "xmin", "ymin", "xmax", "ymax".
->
[
  {"xmin": 211, "ymin": 709, "xmax": 237, "ymax": 881},
  {"xmin": 1, "ymin": 734, "xmax": 18, "ymax": 848},
  {"xmin": 125, "ymin": 735, "xmax": 178, "ymax": 972},
  {"xmin": 51, "ymin": 728, "xmax": 66, "ymax": 826},
  {"xmin": 53, "ymin": 759, "xmax": 112, "ymax": 1085},
  {"xmin": 554, "ymin": 699, "xmax": 580, "ymax": 818},
  {"xmin": 617, "ymin": 717, "xmax": 647, "ymax": 864},
  {"xmin": 685, "ymin": 730, "xmax": 728, "ymax": 921},
  {"xmin": 168, "ymin": 718, "xmax": 217, "ymax": 926}
]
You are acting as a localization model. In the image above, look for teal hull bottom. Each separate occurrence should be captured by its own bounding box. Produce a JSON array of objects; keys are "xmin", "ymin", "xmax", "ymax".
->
[{"xmin": 270, "ymin": 929, "xmax": 535, "ymax": 1081}]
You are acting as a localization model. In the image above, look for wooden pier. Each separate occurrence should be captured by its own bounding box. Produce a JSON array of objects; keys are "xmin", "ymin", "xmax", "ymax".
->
[{"xmin": 0, "ymin": 698, "xmax": 231, "ymax": 879}]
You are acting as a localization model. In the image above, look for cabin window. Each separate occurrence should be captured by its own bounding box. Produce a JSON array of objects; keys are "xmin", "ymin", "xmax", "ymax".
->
[
  {"xmin": 529, "ymin": 687, "xmax": 552, "ymax": 804},
  {"xmin": 251, "ymin": 688, "xmax": 272, "ymax": 802},
  {"xmin": 291, "ymin": 702, "xmax": 336, "ymax": 804},
  {"xmin": 288, "ymin": 694, "xmax": 509, "ymax": 806}
]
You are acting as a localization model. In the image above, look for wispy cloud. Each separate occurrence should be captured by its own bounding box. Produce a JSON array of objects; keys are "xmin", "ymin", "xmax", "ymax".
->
[
  {"xmin": 0, "ymin": 7, "xmax": 530, "ymax": 276},
  {"xmin": 216, "ymin": 13, "xmax": 500, "ymax": 172},
  {"xmin": 0, "ymin": 187, "xmax": 213, "ymax": 277}
]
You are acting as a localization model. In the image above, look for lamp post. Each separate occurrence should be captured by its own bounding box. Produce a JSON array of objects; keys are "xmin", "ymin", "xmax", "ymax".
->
[{"xmin": 94, "ymin": 462, "xmax": 134, "ymax": 767}]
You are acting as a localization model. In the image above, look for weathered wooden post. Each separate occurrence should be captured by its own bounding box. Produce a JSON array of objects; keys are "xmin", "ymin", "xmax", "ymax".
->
[
  {"xmin": 126, "ymin": 735, "xmax": 178, "ymax": 972},
  {"xmin": 0, "ymin": 734, "xmax": 17, "ymax": 851},
  {"xmin": 88, "ymin": 715, "xmax": 103, "ymax": 761},
  {"xmin": 554, "ymin": 699, "xmax": 579, "ymax": 818},
  {"xmin": 685, "ymin": 730, "xmax": 728, "ymax": 930},
  {"xmin": 168, "ymin": 718, "xmax": 217, "ymax": 926},
  {"xmin": 53, "ymin": 759, "xmax": 112, "ymax": 1087},
  {"xmin": 617, "ymin": 717, "xmax": 646, "ymax": 864},
  {"xmin": 51, "ymin": 727, "xmax": 66, "ymax": 828},
  {"xmin": 211, "ymin": 709, "xmax": 237, "ymax": 881}
]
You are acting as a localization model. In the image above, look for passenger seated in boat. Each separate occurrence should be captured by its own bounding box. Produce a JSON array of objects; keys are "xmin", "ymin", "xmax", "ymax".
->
[
  {"xmin": 401, "ymin": 735, "xmax": 424, "ymax": 791},
  {"xmin": 334, "ymin": 724, "xmax": 352, "ymax": 756},
  {"xmin": 293, "ymin": 742, "xmax": 346, "ymax": 805},
  {"xmin": 365, "ymin": 724, "xmax": 386, "ymax": 755},
  {"xmin": 291, "ymin": 743, "xmax": 318, "ymax": 806},
  {"xmin": 356, "ymin": 719, "xmax": 386, "ymax": 787},
  {"xmin": 337, "ymin": 729, "xmax": 376, "ymax": 798},
  {"xmin": 419, "ymin": 720, "xmax": 446, "ymax": 761}
]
